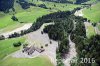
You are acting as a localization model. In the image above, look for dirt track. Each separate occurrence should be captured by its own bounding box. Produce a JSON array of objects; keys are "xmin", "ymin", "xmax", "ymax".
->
[{"xmin": 0, "ymin": 23, "xmax": 32, "ymax": 38}]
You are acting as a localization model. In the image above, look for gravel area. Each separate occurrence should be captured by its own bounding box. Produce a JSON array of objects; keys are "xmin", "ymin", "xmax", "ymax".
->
[{"xmin": 74, "ymin": 9, "xmax": 83, "ymax": 16}]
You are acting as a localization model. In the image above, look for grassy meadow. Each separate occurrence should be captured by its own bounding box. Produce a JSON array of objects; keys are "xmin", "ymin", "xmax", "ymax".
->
[
  {"xmin": 0, "ymin": 56, "xmax": 54, "ymax": 66},
  {"xmin": 86, "ymin": 25, "xmax": 96, "ymax": 38},
  {"xmin": 83, "ymin": 2, "xmax": 100, "ymax": 23},
  {"xmin": 0, "ymin": 37, "xmax": 25, "ymax": 60}
]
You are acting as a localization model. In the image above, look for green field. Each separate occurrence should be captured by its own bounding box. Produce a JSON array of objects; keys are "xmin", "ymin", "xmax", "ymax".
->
[
  {"xmin": 0, "ymin": 37, "xmax": 25, "ymax": 60},
  {"xmin": 16, "ymin": 7, "xmax": 51, "ymax": 22},
  {"xmin": 86, "ymin": 25, "xmax": 96, "ymax": 38},
  {"xmin": 83, "ymin": 2, "xmax": 100, "ymax": 23},
  {"xmin": 0, "ymin": 56, "xmax": 54, "ymax": 66}
]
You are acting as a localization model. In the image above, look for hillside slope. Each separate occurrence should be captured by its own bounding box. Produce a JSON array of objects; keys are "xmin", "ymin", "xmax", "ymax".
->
[{"xmin": 0, "ymin": 0, "xmax": 79, "ymax": 33}]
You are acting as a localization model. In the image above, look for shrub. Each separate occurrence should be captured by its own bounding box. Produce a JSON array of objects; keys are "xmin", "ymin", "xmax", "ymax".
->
[
  {"xmin": 0, "ymin": 35, "xmax": 5, "ymax": 40},
  {"xmin": 13, "ymin": 42, "xmax": 21, "ymax": 47},
  {"xmin": 11, "ymin": 15, "xmax": 18, "ymax": 21}
]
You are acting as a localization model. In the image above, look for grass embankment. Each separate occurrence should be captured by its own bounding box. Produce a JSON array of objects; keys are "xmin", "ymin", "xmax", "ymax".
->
[
  {"xmin": 0, "ymin": 37, "xmax": 25, "ymax": 60},
  {"xmin": 0, "ymin": 56, "xmax": 54, "ymax": 66},
  {"xmin": 83, "ymin": 2, "xmax": 100, "ymax": 23},
  {"xmin": 86, "ymin": 25, "xmax": 96, "ymax": 38}
]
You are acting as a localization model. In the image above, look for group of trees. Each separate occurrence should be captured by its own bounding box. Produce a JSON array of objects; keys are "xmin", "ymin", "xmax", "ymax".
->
[
  {"xmin": 11, "ymin": 15, "xmax": 18, "ymax": 21},
  {"xmin": 43, "ymin": 24, "xmax": 65, "ymax": 41},
  {"xmin": 13, "ymin": 41, "xmax": 22, "ymax": 47},
  {"xmin": 0, "ymin": 0, "xmax": 14, "ymax": 13},
  {"xmin": 38, "ymin": 4, "xmax": 48, "ymax": 9},
  {"xmin": 1, "ymin": 30, "xmax": 27, "ymax": 39},
  {"xmin": 8, "ymin": 32, "xmax": 20, "ymax": 38},
  {"xmin": 8, "ymin": 29, "xmax": 32, "ymax": 38}
]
